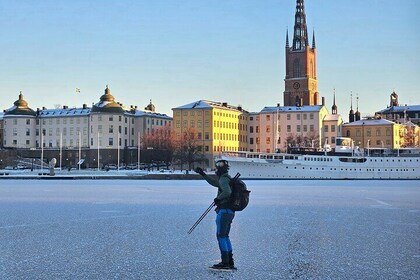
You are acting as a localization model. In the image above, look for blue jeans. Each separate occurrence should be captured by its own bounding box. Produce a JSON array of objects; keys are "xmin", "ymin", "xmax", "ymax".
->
[{"xmin": 216, "ymin": 209, "xmax": 235, "ymax": 255}]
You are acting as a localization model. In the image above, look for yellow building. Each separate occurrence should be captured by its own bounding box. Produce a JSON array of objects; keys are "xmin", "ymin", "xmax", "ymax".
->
[
  {"xmin": 172, "ymin": 100, "xmax": 248, "ymax": 168},
  {"xmin": 342, "ymin": 119, "xmax": 403, "ymax": 149}
]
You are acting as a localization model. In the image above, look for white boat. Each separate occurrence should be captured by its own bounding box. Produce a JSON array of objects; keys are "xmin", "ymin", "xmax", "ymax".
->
[{"xmin": 219, "ymin": 138, "xmax": 420, "ymax": 180}]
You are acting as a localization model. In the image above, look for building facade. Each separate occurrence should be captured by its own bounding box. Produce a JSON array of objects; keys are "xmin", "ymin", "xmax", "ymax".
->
[
  {"xmin": 3, "ymin": 87, "xmax": 172, "ymax": 168},
  {"xmin": 284, "ymin": 0, "xmax": 319, "ymax": 106},
  {"xmin": 172, "ymin": 100, "xmax": 248, "ymax": 168},
  {"xmin": 248, "ymin": 105, "xmax": 329, "ymax": 153},
  {"xmin": 342, "ymin": 119, "xmax": 403, "ymax": 149}
]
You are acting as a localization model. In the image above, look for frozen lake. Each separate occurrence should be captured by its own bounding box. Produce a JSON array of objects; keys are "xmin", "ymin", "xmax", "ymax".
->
[{"xmin": 0, "ymin": 179, "xmax": 419, "ymax": 279}]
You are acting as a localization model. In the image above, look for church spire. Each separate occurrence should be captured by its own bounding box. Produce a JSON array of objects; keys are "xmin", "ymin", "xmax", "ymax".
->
[
  {"xmin": 286, "ymin": 29, "xmax": 289, "ymax": 49},
  {"xmin": 312, "ymin": 29, "xmax": 316, "ymax": 49},
  {"xmin": 332, "ymin": 88, "xmax": 337, "ymax": 115},
  {"xmin": 355, "ymin": 95, "xmax": 361, "ymax": 121},
  {"xmin": 292, "ymin": 0, "xmax": 309, "ymax": 51},
  {"xmin": 349, "ymin": 92, "xmax": 355, "ymax": 123}
]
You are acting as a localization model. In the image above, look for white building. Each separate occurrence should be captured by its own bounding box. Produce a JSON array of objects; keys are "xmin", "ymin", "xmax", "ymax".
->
[{"xmin": 3, "ymin": 87, "xmax": 172, "ymax": 167}]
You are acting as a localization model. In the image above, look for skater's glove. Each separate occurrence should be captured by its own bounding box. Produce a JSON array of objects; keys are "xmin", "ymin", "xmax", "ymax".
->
[
  {"xmin": 213, "ymin": 198, "xmax": 221, "ymax": 206},
  {"xmin": 194, "ymin": 167, "xmax": 205, "ymax": 175}
]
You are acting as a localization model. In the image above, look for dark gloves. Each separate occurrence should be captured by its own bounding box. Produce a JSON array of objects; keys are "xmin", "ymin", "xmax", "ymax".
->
[
  {"xmin": 194, "ymin": 167, "xmax": 205, "ymax": 175},
  {"xmin": 213, "ymin": 197, "xmax": 221, "ymax": 205}
]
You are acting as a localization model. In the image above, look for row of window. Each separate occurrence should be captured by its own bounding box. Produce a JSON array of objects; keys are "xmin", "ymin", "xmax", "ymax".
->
[
  {"xmin": 7, "ymin": 116, "xmax": 169, "ymax": 127},
  {"xmin": 251, "ymin": 113, "xmax": 316, "ymax": 122}
]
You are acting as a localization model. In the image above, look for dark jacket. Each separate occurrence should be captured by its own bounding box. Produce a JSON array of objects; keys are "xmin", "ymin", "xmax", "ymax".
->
[{"xmin": 202, "ymin": 172, "xmax": 232, "ymax": 209}]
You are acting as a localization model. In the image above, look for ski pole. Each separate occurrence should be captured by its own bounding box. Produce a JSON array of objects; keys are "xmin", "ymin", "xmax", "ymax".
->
[{"xmin": 187, "ymin": 202, "xmax": 215, "ymax": 234}]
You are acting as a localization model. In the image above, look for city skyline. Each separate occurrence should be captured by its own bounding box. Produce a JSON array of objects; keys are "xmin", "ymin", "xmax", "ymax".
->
[{"xmin": 1, "ymin": 0, "xmax": 419, "ymax": 120}]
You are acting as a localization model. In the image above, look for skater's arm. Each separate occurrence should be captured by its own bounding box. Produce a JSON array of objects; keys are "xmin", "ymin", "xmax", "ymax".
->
[{"xmin": 201, "ymin": 173, "xmax": 219, "ymax": 187}]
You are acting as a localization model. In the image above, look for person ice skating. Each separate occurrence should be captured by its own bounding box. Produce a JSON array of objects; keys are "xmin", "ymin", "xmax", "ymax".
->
[{"xmin": 194, "ymin": 160, "xmax": 236, "ymax": 270}]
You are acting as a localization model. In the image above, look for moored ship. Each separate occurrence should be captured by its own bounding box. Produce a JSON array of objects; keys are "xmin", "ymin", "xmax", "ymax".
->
[{"xmin": 219, "ymin": 138, "xmax": 420, "ymax": 180}]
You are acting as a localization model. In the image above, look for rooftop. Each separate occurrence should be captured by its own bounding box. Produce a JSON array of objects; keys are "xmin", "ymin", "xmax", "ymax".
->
[
  {"xmin": 343, "ymin": 119, "xmax": 396, "ymax": 126},
  {"xmin": 261, "ymin": 105, "xmax": 324, "ymax": 113},
  {"xmin": 172, "ymin": 100, "xmax": 246, "ymax": 112}
]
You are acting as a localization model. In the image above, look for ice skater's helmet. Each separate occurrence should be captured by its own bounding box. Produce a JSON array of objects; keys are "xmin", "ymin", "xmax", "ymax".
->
[{"xmin": 215, "ymin": 160, "xmax": 229, "ymax": 176}]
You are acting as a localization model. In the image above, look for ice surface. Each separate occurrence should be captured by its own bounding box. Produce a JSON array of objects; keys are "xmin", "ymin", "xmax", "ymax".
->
[{"xmin": 0, "ymin": 180, "xmax": 419, "ymax": 279}]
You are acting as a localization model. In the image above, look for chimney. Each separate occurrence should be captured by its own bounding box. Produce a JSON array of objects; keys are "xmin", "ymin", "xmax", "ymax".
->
[
  {"xmin": 82, "ymin": 104, "xmax": 87, "ymax": 109},
  {"xmin": 42, "ymin": 106, "xmax": 46, "ymax": 110},
  {"xmin": 222, "ymin": 102, "xmax": 228, "ymax": 107},
  {"xmin": 277, "ymin": 103, "xmax": 280, "ymax": 107},
  {"xmin": 63, "ymin": 105, "xmax": 68, "ymax": 109},
  {"xmin": 322, "ymin": 97, "xmax": 325, "ymax": 106}
]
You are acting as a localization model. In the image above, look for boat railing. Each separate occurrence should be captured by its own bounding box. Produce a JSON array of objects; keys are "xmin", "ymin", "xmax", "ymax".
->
[{"xmin": 222, "ymin": 151, "xmax": 287, "ymax": 160}]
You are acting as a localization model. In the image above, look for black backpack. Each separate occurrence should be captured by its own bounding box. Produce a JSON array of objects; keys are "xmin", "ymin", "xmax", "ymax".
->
[{"xmin": 229, "ymin": 173, "xmax": 250, "ymax": 211}]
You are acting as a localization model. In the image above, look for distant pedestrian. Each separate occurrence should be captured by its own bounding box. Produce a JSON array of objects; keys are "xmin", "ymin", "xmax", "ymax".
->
[{"xmin": 195, "ymin": 160, "xmax": 236, "ymax": 270}]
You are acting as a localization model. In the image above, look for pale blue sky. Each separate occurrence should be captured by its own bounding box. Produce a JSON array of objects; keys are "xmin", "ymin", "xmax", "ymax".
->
[{"xmin": 1, "ymin": 0, "xmax": 419, "ymax": 121}]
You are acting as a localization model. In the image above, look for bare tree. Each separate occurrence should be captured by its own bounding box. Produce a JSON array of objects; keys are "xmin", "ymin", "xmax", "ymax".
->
[
  {"xmin": 173, "ymin": 127, "xmax": 205, "ymax": 171},
  {"xmin": 401, "ymin": 125, "xmax": 417, "ymax": 148},
  {"xmin": 141, "ymin": 126, "xmax": 175, "ymax": 169}
]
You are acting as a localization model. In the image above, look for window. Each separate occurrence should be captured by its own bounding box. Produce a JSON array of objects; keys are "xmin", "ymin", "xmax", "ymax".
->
[
  {"xmin": 331, "ymin": 125, "xmax": 336, "ymax": 133},
  {"xmin": 367, "ymin": 129, "xmax": 371, "ymax": 137},
  {"xmin": 287, "ymin": 125, "xmax": 291, "ymax": 132},
  {"xmin": 303, "ymin": 125, "xmax": 307, "ymax": 132},
  {"xmin": 26, "ymin": 128, "xmax": 30, "ymax": 136},
  {"xmin": 109, "ymin": 138, "xmax": 113, "ymax": 146},
  {"xmin": 26, "ymin": 119, "xmax": 30, "ymax": 125},
  {"xmin": 324, "ymin": 125, "xmax": 329, "ymax": 132},
  {"xmin": 266, "ymin": 115, "xmax": 270, "ymax": 121},
  {"xmin": 331, "ymin": 137, "xmax": 336, "ymax": 144},
  {"xmin": 266, "ymin": 137, "xmax": 271, "ymax": 144},
  {"xmin": 293, "ymin": 59, "xmax": 300, "ymax": 77},
  {"xmin": 109, "ymin": 116, "xmax": 113, "ymax": 121},
  {"xmin": 376, "ymin": 129, "xmax": 381, "ymax": 136},
  {"xmin": 250, "ymin": 138, "xmax": 254, "ymax": 144},
  {"xmin": 256, "ymin": 126, "xmax": 260, "ymax": 133},
  {"xmin": 297, "ymin": 114, "xmax": 301, "ymax": 120},
  {"xmin": 287, "ymin": 114, "xmax": 291, "ymax": 120},
  {"xmin": 310, "ymin": 113, "xmax": 314, "ymax": 120},
  {"xmin": 266, "ymin": 126, "xmax": 270, "ymax": 133},
  {"xmin": 98, "ymin": 125, "xmax": 103, "ymax": 133},
  {"xmin": 109, "ymin": 125, "xmax": 114, "ymax": 133},
  {"xmin": 356, "ymin": 129, "xmax": 361, "ymax": 137},
  {"xmin": 310, "ymin": 125, "xmax": 314, "ymax": 132}
]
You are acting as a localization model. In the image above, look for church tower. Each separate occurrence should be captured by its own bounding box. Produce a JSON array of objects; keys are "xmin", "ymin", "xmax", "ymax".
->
[{"xmin": 284, "ymin": 0, "xmax": 319, "ymax": 106}]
